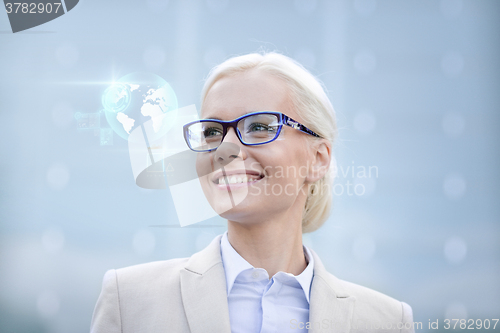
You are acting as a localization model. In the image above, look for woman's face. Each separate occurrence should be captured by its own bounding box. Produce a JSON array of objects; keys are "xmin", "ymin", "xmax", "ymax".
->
[{"xmin": 196, "ymin": 70, "xmax": 319, "ymax": 225}]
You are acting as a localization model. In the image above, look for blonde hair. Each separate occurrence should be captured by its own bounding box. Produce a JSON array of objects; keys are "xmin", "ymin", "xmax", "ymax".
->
[{"xmin": 201, "ymin": 52, "xmax": 337, "ymax": 233}]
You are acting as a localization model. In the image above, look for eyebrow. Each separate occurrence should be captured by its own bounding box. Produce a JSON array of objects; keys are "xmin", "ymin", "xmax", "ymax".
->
[
  {"xmin": 202, "ymin": 110, "xmax": 261, "ymax": 121},
  {"xmin": 202, "ymin": 116, "xmax": 222, "ymax": 120}
]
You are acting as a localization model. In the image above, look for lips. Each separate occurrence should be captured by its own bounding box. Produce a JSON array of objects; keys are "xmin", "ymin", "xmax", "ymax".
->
[{"xmin": 211, "ymin": 169, "xmax": 264, "ymax": 185}]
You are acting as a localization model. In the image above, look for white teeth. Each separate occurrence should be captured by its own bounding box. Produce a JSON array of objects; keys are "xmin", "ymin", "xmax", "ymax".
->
[{"xmin": 216, "ymin": 174, "xmax": 261, "ymax": 184}]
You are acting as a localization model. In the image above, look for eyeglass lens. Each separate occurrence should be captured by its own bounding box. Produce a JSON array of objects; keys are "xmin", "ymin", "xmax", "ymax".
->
[{"xmin": 187, "ymin": 114, "xmax": 280, "ymax": 151}]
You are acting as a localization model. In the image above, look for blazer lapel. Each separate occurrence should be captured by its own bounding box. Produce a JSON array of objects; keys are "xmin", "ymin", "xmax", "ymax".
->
[
  {"xmin": 179, "ymin": 235, "xmax": 355, "ymax": 333},
  {"xmin": 180, "ymin": 234, "xmax": 231, "ymax": 333},
  {"xmin": 308, "ymin": 248, "xmax": 355, "ymax": 333}
]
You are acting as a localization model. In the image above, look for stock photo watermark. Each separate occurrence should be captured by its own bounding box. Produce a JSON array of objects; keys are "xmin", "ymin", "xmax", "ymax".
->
[
  {"xmin": 290, "ymin": 318, "xmax": 499, "ymax": 330},
  {"xmin": 232, "ymin": 161, "xmax": 380, "ymax": 198}
]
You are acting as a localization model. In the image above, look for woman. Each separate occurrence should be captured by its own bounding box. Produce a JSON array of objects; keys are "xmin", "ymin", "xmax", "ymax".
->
[{"xmin": 91, "ymin": 52, "xmax": 414, "ymax": 333}]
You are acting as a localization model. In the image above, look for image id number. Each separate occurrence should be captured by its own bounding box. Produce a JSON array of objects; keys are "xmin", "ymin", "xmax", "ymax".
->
[
  {"xmin": 444, "ymin": 319, "xmax": 499, "ymax": 330},
  {"xmin": 5, "ymin": 2, "xmax": 62, "ymax": 14}
]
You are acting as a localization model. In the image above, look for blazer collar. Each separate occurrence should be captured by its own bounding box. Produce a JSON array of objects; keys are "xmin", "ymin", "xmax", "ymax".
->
[
  {"xmin": 308, "ymin": 247, "xmax": 355, "ymax": 333},
  {"xmin": 180, "ymin": 234, "xmax": 231, "ymax": 333},
  {"xmin": 180, "ymin": 234, "xmax": 355, "ymax": 333}
]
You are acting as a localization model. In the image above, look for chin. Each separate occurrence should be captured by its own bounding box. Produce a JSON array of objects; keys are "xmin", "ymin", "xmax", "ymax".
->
[
  {"xmin": 219, "ymin": 209, "xmax": 264, "ymax": 227},
  {"xmin": 207, "ymin": 192, "xmax": 265, "ymax": 221},
  {"xmin": 208, "ymin": 194, "xmax": 253, "ymax": 218}
]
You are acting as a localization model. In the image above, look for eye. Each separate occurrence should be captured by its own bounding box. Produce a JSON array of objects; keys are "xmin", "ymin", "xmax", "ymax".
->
[
  {"xmin": 247, "ymin": 122, "xmax": 275, "ymax": 132},
  {"xmin": 203, "ymin": 127, "xmax": 223, "ymax": 137}
]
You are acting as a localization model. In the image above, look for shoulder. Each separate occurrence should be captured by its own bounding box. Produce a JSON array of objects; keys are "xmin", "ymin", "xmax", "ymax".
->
[
  {"xmin": 309, "ymin": 248, "xmax": 413, "ymax": 331},
  {"xmin": 339, "ymin": 278, "xmax": 403, "ymax": 314},
  {"xmin": 105, "ymin": 257, "xmax": 190, "ymax": 298},
  {"xmin": 91, "ymin": 235, "xmax": 225, "ymax": 333},
  {"xmin": 114, "ymin": 257, "xmax": 189, "ymax": 283},
  {"xmin": 311, "ymin": 259, "xmax": 414, "ymax": 331},
  {"xmin": 334, "ymin": 276, "xmax": 414, "ymax": 332},
  {"xmin": 92, "ymin": 258, "xmax": 191, "ymax": 332},
  {"xmin": 98, "ymin": 258, "xmax": 191, "ymax": 304}
]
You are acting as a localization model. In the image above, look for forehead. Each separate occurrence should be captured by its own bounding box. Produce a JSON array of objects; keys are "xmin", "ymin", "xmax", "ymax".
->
[{"xmin": 201, "ymin": 70, "xmax": 293, "ymax": 120}]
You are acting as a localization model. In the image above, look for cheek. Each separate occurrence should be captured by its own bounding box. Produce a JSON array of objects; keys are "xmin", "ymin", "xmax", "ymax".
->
[
  {"xmin": 195, "ymin": 153, "xmax": 214, "ymax": 178},
  {"xmin": 258, "ymin": 162, "xmax": 306, "ymax": 200},
  {"xmin": 265, "ymin": 143, "xmax": 310, "ymax": 183}
]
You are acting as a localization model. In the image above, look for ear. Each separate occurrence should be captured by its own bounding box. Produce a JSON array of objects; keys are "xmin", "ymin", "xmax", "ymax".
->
[{"xmin": 305, "ymin": 139, "xmax": 332, "ymax": 183}]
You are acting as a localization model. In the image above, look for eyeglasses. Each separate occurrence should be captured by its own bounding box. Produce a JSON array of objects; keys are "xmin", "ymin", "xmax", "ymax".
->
[{"xmin": 183, "ymin": 111, "xmax": 321, "ymax": 152}]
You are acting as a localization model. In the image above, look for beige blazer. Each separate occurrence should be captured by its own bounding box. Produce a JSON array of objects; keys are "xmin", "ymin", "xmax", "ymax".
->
[{"xmin": 91, "ymin": 234, "xmax": 414, "ymax": 333}]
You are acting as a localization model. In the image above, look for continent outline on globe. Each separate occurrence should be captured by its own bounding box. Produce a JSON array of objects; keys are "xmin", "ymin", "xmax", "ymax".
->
[{"xmin": 101, "ymin": 72, "xmax": 178, "ymax": 142}]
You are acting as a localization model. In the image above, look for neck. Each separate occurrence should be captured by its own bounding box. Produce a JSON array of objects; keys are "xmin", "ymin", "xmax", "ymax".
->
[{"xmin": 226, "ymin": 205, "xmax": 307, "ymax": 278}]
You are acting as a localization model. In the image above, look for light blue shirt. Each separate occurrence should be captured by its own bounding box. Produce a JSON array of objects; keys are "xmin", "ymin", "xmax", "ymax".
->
[{"xmin": 220, "ymin": 231, "xmax": 314, "ymax": 333}]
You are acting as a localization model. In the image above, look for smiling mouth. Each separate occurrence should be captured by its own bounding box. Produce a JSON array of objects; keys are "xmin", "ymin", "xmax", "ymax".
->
[{"xmin": 215, "ymin": 174, "xmax": 264, "ymax": 185}]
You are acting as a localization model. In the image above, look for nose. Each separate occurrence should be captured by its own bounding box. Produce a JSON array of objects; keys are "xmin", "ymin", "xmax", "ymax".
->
[
  {"xmin": 213, "ymin": 128, "xmax": 246, "ymax": 167},
  {"xmin": 213, "ymin": 142, "xmax": 240, "ymax": 169}
]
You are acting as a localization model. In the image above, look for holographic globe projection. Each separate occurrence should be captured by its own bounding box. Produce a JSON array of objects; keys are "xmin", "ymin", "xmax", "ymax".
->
[{"xmin": 102, "ymin": 72, "xmax": 178, "ymax": 142}]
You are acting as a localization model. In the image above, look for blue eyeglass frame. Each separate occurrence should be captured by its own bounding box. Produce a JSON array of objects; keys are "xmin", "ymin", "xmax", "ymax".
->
[{"xmin": 183, "ymin": 111, "xmax": 321, "ymax": 152}]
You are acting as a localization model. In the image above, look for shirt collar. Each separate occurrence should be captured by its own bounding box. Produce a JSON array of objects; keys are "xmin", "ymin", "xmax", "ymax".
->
[{"xmin": 220, "ymin": 230, "xmax": 315, "ymax": 303}]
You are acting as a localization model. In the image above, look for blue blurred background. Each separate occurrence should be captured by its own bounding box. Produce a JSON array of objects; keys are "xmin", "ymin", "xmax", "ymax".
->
[{"xmin": 1, "ymin": 0, "xmax": 499, "ymax": 332}]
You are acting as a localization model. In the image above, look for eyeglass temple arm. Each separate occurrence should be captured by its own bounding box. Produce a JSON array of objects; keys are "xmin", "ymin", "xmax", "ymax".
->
[{"xmin": 282, "ymin": 115, "xmax": 321, "ymax": 138}]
